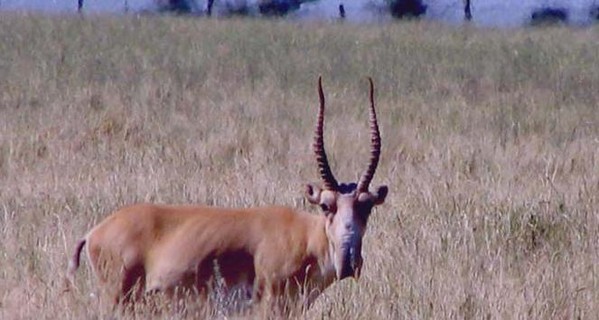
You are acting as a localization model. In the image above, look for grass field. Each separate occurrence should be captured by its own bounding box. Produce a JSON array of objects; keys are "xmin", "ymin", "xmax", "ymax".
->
[{"xmin": 0, "ymin": 13, "xmax": 598, "ymax": 319}]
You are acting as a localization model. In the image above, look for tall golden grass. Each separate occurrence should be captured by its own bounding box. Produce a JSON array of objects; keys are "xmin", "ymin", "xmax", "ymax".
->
[{"xmin": 0, "ymin": 13, "xmax": 598, "ymax": 319}]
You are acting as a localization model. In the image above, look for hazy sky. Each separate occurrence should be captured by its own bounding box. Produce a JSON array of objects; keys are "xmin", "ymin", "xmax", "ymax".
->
[{"xmin": 1, "ymin": 0, "xmax": 597, "ymax": 27}]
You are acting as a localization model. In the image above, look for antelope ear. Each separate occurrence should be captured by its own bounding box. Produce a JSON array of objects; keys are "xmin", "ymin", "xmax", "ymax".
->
[
  {"xmin": 372, "ymin": 185, "xmax": 388, "ymax": 206},
  {"xmin": 304, "ymin": 184, "xmax": 322, "ymax": 204}
]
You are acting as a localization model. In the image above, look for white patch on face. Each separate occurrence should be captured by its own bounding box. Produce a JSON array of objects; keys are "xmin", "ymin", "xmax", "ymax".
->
[{"xmin": 329, "ymin": 196, "xmax": 366, "ymax": 279}]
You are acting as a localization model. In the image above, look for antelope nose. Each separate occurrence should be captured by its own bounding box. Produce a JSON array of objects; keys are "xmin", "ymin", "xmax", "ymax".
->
[
  {"xmin": 338, "ymin": 262, "xmax": 361, "ymax": 280},
  {"xmin": 350, "ymin": 247, "xmax": 363, "ymax": 279},
  {"xmin": 338, "ymin": 247, "xmax": 363, "ymax": 280},
  {"xmin": 338, "ymin": 265, "xmax": 354, "ymax": 280}
]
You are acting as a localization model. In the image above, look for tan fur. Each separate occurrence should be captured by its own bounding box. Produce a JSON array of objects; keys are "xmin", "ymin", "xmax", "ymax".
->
[
  {"xmin": 66, "ymin": 77, "xmax": 387, "ymax": 310},
  {"xmin": 68, "ymin": 204, "xmax": 336, "ymax": 305}
]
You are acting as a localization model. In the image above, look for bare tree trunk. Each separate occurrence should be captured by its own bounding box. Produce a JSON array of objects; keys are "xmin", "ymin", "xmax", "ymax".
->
[
  {"xmin": 464, "ymin": 0, "xmax": 472, "ymax": 21},
  {"xmin": 207, "ymin": 0, "xmax": 214, "ymax": 16}
]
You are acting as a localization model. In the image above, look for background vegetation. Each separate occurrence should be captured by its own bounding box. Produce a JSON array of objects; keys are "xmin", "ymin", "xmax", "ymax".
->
[{"xmin": 0, "ymin": 14, "xmax": 598, "ymax": 319}]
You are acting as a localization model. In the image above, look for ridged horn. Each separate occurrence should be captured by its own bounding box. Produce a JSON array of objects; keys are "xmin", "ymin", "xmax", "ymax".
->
[
  {"xmin": 357, "ymin": 77, "xmax": 381, "ymax": 193},
  {"xmin": 313, "ymin": 76, "xmax": 339, "ymax": 191}
]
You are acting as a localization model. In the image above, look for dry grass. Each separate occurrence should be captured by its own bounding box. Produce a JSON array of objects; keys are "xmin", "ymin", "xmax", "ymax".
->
[{"xmin": 1, "ymin": 13, "xmax": 598, "ymax": 319}]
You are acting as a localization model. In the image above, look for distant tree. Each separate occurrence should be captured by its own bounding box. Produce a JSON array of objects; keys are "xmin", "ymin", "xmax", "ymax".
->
[
  {"xmin": 258, "ymin": 0, "xmax": 302, "ymax": 17},
  {"xmin": 387, "ymin": 0, "xmax": 427, "ymax": 19},
  {"xmin": 206, "ymin": 0, "xmax": 256, "ymax": 17},
  {"xmin": 207, "ymin": 0, "xmax": 214, "ymax": 15},
  {"xmin": 530, "ymin": 7, "xmax": 568, "ymax": 26},
  {"xmin": 154, "ymin": 0, "xmax": 193, "ymax": 14},
  {"xmin": 464, "ymin": 0, "xmax": 472, "ymax": 21},
  {"xmin": 591, "ymin": 5, "xmax": 599, "ymax": 21}
]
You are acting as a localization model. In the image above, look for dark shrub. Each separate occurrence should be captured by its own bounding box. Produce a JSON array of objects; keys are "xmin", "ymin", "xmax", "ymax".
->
[
  {"xmin": 530, "ymin": 7, "xmax": 568, "ymax": 26},
  {"xmin": 591, "ymin": 5, "xmax": 599, "ymax": 21},
  {"xmin": 155, "ymin": 0, "xmax": 193, "ymax": 14},
  {"xmin": 259, "ymin": 0, "xmax": 302, "ymax": 17},
  {"xmin": 388, "ymin": 0, "xmax": 427, "ymax": 19}
]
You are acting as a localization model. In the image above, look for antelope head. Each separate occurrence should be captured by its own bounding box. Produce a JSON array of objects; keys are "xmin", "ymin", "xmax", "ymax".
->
[{"xmin": 305, "ymin": 77, "xmax": 388, "ymax": 280}]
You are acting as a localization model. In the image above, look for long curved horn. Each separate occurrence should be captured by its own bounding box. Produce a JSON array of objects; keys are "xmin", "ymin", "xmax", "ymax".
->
[
  {"xmin": 357, "ymin": 77, "xmax": 381, "ymax": 193},
  {"xmin": 313, "ymin": 77, "xmax": 339, "ymax": 191}
]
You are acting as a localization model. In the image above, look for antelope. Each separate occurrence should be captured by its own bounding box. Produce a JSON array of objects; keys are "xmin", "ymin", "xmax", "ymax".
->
[{"xmin": 66, "ymin": 76, "xmax": 388, "ymax": 311}]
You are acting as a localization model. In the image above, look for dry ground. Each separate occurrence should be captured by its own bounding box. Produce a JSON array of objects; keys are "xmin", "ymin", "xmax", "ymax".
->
[{"xmin": 0, "ymin": 14, "xmax": 598, "ymax": 319}]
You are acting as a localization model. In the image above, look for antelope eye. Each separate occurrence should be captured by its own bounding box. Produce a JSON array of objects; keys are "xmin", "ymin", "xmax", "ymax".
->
[{"xmin": 320, "ymin": 203, "xmax": 330, "ymax": 212}]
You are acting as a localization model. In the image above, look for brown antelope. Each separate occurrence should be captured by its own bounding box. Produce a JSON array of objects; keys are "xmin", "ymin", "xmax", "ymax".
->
[{"xmin": 66, "ymin": 76, "xmax": 388, "ymax": 310}]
